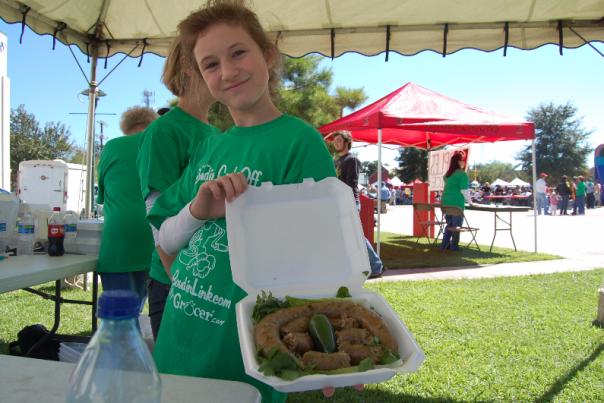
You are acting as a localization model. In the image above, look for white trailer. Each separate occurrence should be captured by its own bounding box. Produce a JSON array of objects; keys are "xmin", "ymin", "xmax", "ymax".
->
[{"xmin": 17, "ymin": 159, "xmax": 87, "ymax": 215}]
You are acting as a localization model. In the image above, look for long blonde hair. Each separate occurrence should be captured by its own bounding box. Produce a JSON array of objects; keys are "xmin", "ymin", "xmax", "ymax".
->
[{"xmin": 177, "ymin": 0, "xmax": 282, "ymax": 96}]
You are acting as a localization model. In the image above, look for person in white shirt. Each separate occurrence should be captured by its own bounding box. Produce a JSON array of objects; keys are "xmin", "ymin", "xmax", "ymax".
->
[{"xmin": 535, "ymin": 172, "xmax": 549, "ymax": 215}]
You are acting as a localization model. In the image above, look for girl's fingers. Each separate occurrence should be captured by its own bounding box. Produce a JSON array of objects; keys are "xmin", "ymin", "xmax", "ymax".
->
[
  {"xmin": 231, "ymin": 173, "xmax": 248, "ymax": 195},
  {"xmin": 322, "ymin": 387, "xmax": 335, "ymax": 398},
  {"xmin": 206, "ymin": 181, "xmax": 225, "ymax": 201},
  {"xmin": 218, "ymin": 175, "xmax": 237, "ymax": 202}
]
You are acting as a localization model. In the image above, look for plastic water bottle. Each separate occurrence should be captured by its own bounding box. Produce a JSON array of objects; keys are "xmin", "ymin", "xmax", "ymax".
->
[
  {"xmin": 48, "ymin": 207, "xmax": 65, "ymax": 256},
  {"xmin": 63, "ymin": 211, "xmax": 78, "ymax": 254},
  {"xmin": 17, "ymin": 207, "xmax": 35, "ymax": 256},
  {"xmin": 0, "ymin": 193, "xmax": 18, "ymax": 254},
  {"xmin": 66, "ymin": 290, "xmax": 162, "ymax": 403}
]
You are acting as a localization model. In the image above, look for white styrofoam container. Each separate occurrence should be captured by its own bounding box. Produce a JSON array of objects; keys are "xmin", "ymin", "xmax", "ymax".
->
[
  {"xmin": 72, "ymin": 218, "xmax": 103, "ymax": 255},
  {"xmin": 226, "ymin": 178, "xmax": 424, "ymax": 393}
]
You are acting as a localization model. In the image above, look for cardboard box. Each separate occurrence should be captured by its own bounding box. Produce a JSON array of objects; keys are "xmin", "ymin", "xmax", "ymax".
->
[{"xmin": 227, "ymin": 178, "xmax": 424, "ymax": 392}]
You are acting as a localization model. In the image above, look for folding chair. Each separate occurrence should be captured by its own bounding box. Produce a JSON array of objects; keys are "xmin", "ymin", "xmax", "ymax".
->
[
  {"xmin": 440, "ymin": 205, "xmax": 480, "ymax": 250},
  {"xmin": 413, "ymin": 202, "xmax": 446, "ymax": 245}
]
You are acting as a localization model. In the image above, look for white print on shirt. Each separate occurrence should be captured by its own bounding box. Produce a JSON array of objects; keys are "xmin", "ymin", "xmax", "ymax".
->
[
  {"xmin": 170, "ymin": 291, "xmax": 225, "ymax": 326},
  {"xmin": 195, "ymin": 164, "xmax": 263, "ymax": 187},
  {"xmin": 172, "ymin": 269, "xmax": 232, "ymax": 309},
  {"xmin": 178, "ymin": 221, "xmax": 227, "ymax": 279}
]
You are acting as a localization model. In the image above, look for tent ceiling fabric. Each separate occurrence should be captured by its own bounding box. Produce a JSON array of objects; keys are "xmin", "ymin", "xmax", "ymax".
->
[{"xmin": 0, "ymin": 0, "xmax": 602, "ymax": 58}]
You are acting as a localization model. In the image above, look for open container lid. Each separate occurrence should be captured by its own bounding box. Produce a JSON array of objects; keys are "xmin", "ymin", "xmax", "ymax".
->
[{"xmin": 226, "ymin": 178, "xmax": 369, "ymax": 297}]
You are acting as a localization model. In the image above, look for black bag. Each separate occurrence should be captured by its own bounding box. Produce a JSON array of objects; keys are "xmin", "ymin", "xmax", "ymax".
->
[{"xmin": 8, "ymin": 324, "xmax": 60, "ymax": 360}]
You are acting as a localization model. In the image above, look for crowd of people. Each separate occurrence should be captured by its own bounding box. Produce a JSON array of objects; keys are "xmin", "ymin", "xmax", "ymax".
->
[{"xmin": 536, "ymin": 174, "xmax": 600, "ymax": 216}]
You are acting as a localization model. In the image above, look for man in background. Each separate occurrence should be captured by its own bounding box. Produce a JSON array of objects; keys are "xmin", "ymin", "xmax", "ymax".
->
[
  {"xmin": 332, "ymin": 131, "xmax": 384, "ymax": 279},
  {"xmin": 535, "ymin": 172, "xmax": 549, "ymax": 215}
]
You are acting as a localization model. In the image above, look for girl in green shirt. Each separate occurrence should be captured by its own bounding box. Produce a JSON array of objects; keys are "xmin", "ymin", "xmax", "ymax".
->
[
  {"xmin": 440, "ymin": 151, "xmax": 472, "ymax": 251},
  {"xmin": 149, "ymin": 3, "xmax": 337, "ymax": 402}
]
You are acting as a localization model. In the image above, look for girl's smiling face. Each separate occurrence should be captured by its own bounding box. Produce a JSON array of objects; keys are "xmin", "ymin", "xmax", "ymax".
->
[{"xmin": 193, "ymin": 23, "xmax": 275, "ymax": 123}]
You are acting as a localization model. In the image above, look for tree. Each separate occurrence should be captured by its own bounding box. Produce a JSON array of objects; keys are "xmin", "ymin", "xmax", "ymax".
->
[
  {"xmin": 334, "ymin": 87, "xmax": 367, "ymax": 117},
  {"xmin": 9, "ymin": 105, "xmax": 74, "ymax": 186},
  {"xmin": 394, "ymin": 147, "xmax": 428, "ymax": 182},
  {"xmin": 277, "ymin": 55, "xmax": 340, "ymax": 127},
  {"xmin": 517, "ymin": 102, "xmax": 592, "ymax": 183},
  {"xmin": 470, "ymin": 161, "xmax": 521, "ymax": 184}
]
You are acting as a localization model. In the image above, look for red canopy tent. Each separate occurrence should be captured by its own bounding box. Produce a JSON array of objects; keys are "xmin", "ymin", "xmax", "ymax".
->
[
  {"xmin": 319, "ymin": 82, "xmax": 534, "ymax": 149},
  {"xmin": 320, "ymin": 82, "xmax": 538, "ymax": 253}
]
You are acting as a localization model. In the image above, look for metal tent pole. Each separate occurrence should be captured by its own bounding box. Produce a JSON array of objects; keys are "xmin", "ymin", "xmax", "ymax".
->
[
  {"xmin": 84, "ymin": 49, "xmax": 99, "ymax": 218},
  {"xmin": 376, "ymin": 128, "xmax": 383, "ymax": 256},
  {"xmin": 531, "ymin": 139, "xmax": 538, "ymax": 253}
]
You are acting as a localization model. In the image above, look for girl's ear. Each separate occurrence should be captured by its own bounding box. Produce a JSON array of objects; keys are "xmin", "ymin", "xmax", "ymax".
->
[{"xmin": 263, "ymin": 45, "xmax": 278, "ymax": 69}]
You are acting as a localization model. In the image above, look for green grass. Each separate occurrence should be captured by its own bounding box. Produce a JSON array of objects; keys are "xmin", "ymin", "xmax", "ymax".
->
[
  {"xmin": 0, "ymin": 284, "xmax": 95, "ymax": 355},
  {"xmin": 379, "ymin": 232, "xmax": 560, "ymax": 270},
  {"xmin": 2, "ymin": 271, "xmax": 602, "ymax": 402},
  {"xmin": 288, "ymin": 269, "xmax": 604, "ymax": 402}
]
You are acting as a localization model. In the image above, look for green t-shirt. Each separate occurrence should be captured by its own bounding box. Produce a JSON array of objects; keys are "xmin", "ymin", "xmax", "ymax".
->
[
  {"xmin": 96, "ymin": 133, "xmax": 154, "ymax": 273},
  {"xmin": 137, "ymin": 106, "xmax": 219, "ymax": 284},
  {"xmin": 576, "ymin": 181, "xmax": 586, "ymax": 197},
  {"xmin": 149, "ymin": 114, "xmax": 336, "ymax": 403},
  {"xmin": 441, "ymin": 169, "xmax": 469, "ymax": 210}
]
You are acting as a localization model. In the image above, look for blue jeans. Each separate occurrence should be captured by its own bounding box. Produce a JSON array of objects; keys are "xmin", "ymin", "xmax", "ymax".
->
[
  {"xmin": 559, "ymin": 195, "xmax": 569, "ymax": 214},
  {"xmin": 441, "ymin": 215, "xmax": 463, "ymax": 250},
  {"xmin": 100, "ymin": 271, "xmax": 149, "ymax": 312},
  {"xmin": 575, "ymin": 195, "xmax": 585, "ymax": 215},
  {"xmin": 536, "ymin": 192, "xmax": 549, "ymax": 215}
]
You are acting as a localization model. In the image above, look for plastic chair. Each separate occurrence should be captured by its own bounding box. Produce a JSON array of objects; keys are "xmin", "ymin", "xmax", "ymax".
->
[
  {"xmin": 413, "ymin": 202, "xmax": 446, "ymax": 244},
  {"xmin": 440, "ymin": 205, "xmax": 480, "ymax": 250}
]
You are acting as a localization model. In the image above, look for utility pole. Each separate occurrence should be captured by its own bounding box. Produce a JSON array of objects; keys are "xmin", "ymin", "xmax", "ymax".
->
[{"xmin": 142, "ymin": 90, "xmax": 155, "ymax": 107}]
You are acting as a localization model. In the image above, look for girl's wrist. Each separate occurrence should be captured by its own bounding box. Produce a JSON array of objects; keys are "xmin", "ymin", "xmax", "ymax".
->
[{"xmin": 189, "ymin": 199, "xmax": 204, "ymax": 220}]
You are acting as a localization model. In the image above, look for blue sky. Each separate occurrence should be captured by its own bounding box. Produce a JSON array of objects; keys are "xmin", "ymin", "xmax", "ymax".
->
[{"xmin": 2, "ymin": 20, "xmax": 603, "ymax": 169}]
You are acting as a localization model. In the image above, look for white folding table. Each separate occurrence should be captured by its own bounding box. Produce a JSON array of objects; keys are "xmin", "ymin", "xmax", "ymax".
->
[{"xmin": 0, "ymin": 355, "xmax": 261, "ymax": 403}]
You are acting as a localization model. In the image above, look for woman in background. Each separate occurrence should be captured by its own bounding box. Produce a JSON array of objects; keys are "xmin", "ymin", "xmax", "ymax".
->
[{"xmin": 440, "ymin": 151, "xmax": 472, "ymax": 251}]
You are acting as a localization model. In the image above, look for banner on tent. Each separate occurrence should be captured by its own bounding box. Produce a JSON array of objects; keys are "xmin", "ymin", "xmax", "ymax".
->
[{"xmin": 428, "ymin": 147, "xmax": 470, "ymax": 191}]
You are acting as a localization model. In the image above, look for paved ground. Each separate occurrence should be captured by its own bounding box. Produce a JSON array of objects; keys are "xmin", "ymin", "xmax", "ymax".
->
[{"xmin": 370, "ymin": 204, "xmax": 604, "ymax": 281}]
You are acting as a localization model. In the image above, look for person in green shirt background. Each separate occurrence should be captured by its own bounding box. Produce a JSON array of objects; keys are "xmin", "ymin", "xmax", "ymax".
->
[
  {"xmin": 96, "ymin": 106, "xmax": 158, "ymax": 310},
  {"xmin": 137, "ymin": 37, "xmax": 218, "ymax": 340},
  {"xmin": 575, "ymin": 175, "xmax": 586, "ymax": 215},
  {"xmin": 440, "ymin": 151, "xmax": 472, "ymax": 251}
]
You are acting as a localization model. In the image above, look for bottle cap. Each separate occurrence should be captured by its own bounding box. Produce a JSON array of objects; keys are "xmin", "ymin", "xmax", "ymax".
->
[
  {"xmin": 53, "ymin": 207, "xmax": 60, "ymax": 211},
  {"xmin": 97, "ymin": 290, "xmax": 140, "ymax": 319}
]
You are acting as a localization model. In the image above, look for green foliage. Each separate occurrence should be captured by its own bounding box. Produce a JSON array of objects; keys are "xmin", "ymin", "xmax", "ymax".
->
[
  {"xmin": 277, "ymin": 56, "xmax": 340, "ymax": 127},
  {"xmin": 470, "ymin": 160, "xmax": 522, "ymax": 184},
  {"xmin": 394, "ymin": 147, "xmax": 428, "ymax": 182},
  {"xmin": 517, "ymin": 102, "xmax": 592, "ymax": 184},
  {"xmin": 334, "ymin": 87, "xmax": 368, "ymax": 118},
  {"xmin": 251, "ymin": 291, "xmax": 290, "ymax": 324},
  {"xmin": 9, "ymin": 105, "xmax": 75, "ymax": 188}
]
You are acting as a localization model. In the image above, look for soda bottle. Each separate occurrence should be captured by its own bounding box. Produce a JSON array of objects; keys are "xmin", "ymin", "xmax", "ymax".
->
[
  {"xmin": 47, "ymin": 207, "xmax": 65, "ymax": 256},
  {"xmin": 17, "ymin": 206, "xmax": 35, "ymax": 256},
  {"xmin": 63, "ymin": 210, "xmax": 78, "ymax": 254},
  {"xmin": 65, "ymin": 290, "xmax": 162, "ymax": 403}
]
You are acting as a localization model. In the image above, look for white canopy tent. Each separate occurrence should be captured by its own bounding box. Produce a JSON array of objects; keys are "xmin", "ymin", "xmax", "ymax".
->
[
  {"xmin": 509, "ymin": 177, "xmax": 531, "ymax": 187},
  {"xmin": 491, "ymin": 178, "xmax": 511, "ymax": 188},
  {"xmin": 1, "ymin": 0, "xmax": 602, "ymax": 58},
  {"xmin": 1, "ymin": 0, "xmax": 603, "ymax": 229}
]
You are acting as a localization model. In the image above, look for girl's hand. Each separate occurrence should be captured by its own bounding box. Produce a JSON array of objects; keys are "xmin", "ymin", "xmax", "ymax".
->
[{"xmin": 190, "ymin": 173, "xmax": 248, "ymax": 220}]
